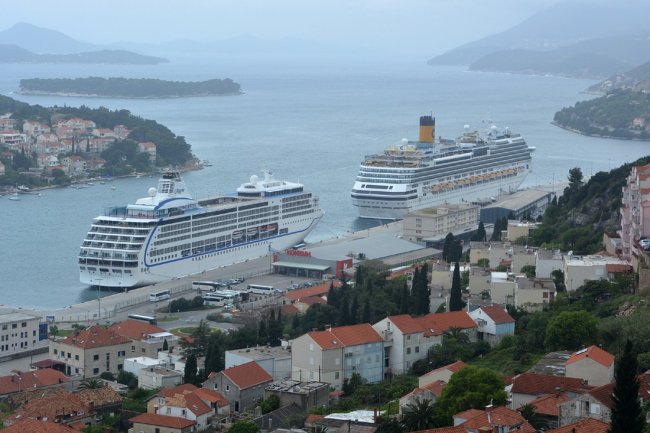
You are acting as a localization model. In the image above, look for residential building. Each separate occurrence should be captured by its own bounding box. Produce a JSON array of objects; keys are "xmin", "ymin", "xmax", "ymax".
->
[
  {"xmin": 23, "ymin": 120, "xmax": 51, "ymax": 137},
  {"xmin": 419, "ymin": 360, "xmax": 467, "ymax": 388},
  {"xmin": 468, "ymin": 305, "xmax": 515, "ymax": 345},
  {"xmin": 489, "ymin": 272, "xmax": 516, "ymax": 304},
  {"xmin": 3, "ymin": 392, "xmax": 92, "ymax": 427},
  {"xmin": 77, "ymin": 386, "xmax": 122, "ymax": 417},
  {"xmin": 124, "ymin": 356, "xmax": 165, "ymax": 376},
  {"xmin": 402, "ymin": 203, "xmax": 479, "ymax": 244},
  {"xmin": 0, "ymin": 420, "xmax": 78, "ymax": 433},
  {"xmin": 514, "ymin": 277, "xmax": 556, "ymax": 311},
  {"xmin": 510, "ymin": 245, "xmax": 537, "ymax": 273},
  {"xmin": 204, "ymin": 361, "xmax": 273, "ymax": 412},
  {"xmin": 130, "ymin": 413, "xmax": 196, "ymax": 433},
  {"xmin": 452, "ymin": 405, "xmax": 535, "ymax": 432},
  {"xmin": 0, "ymin": 312, "xmax": 47, "ymax": 357},
  {"xmin": 522, "ymin": 392, "xmax": 570, "ymax": 430},
  {"xmin": 619, "ymin": 162, "xmax": 650, "ymax": 261},
  {"xmin": 506, "ymin": 220, "xmax": 537, "ymax": 243},
  {"xmin": 510, "ymin": 373, "xmax": 589, "ymax": 409},
  {"xmin": 0, "ymin": 369, "xmax": 68, "ymax": 399},
  {"xmin": 225, "ymin": 345, "xmax": 292, "ymax": 381},
  {"xmin": 49, "ymin": 325, "xmax": 130, "ymax": 378},
  {"xmin": 0, "ymin": 160, "xmax": 4, "ymax": 175},
  {"xmin": 292, "ymin": 324, "xmax": 384, "ymax": 388},
  {"xmin": 147, "ymin": 384, "xmax": 211, "ymax": 429},
  {"xmin": 139, "ymin": 366, "xmax": 183, "ymax": 390},
  {"xmin": 563, "ymin": 255, "xmax": 632, "ymax": 291},
  {"xmin": 138, "ymin": 141, "xmax": 157, "ymax": 162},
  {"xmin": 109, "ymin": 319, "xmax": 179, "ymax": 357},
  {"xmin": 564, "ymin": 346, "xmax": 614, "ymax": 387},
  {"xmin": 264, "ymin": 380, "xmax": 329, "ymax": 411},
  {"xmin": 399, "ymin": 380, "xmax": 446, "ymax": 414},
  {"xmin": 536, "ymin": 249, "xmax": 564, "ymax": 278},
  {"xmin": 546, "ymin": 418, "xmax": 609, "ymax": 433},
  {"xmin": 373, "ymin": 312, "xmax": 477, "ymax": 376}
]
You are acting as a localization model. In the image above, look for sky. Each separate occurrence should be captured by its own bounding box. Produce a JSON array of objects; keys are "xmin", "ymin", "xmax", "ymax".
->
[{"xmin": 1, "ymin": 0, "xmax": 560, "ymax": 59}]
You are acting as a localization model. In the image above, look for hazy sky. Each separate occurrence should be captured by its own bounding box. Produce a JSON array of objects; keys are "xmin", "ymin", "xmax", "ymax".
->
[{"xmin": 2, "ymin": 0, "xmax": 560, "ymax": 58}]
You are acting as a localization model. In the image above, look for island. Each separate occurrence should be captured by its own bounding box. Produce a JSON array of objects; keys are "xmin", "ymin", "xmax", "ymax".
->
[
  {"xmin": 0, "ymin": 94, "xmax": 198, "ymax": 189},
  {"xmin": 552, "ymin": 89, "xmax": 650, "ymax": 141},
  {"xmin": 0, "ymin": 44, "xmax": 168, "ymax": 65},
  {"xmin": 19, "ymin": 77, "xmax": 242, "ymax": 98}
]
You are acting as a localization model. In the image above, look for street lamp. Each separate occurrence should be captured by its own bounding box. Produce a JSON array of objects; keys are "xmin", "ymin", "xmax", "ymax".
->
[{"xmin": 96, "ymin": 278, "xmax": 103, "ymax": 320}]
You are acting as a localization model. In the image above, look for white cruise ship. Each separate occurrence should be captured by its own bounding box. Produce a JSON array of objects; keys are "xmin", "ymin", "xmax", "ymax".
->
[
  {"xmin": 79, "ymin": 171, "xmax": 323, "ymax": 288},
  {"xmin": 351, "ymin": 116, "xmax": 535, "ymax": 220}
]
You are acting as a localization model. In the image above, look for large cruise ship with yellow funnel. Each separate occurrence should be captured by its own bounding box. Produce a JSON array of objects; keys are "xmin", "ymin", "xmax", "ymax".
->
[{"xmin": 351, "ymin": 115, "xmax": 535, "ymax": 220}]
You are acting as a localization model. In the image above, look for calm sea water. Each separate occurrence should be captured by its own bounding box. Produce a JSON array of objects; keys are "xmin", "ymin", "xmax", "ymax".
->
[{"xmin": 1, "ymin": 55, "xmax": 648, "ymax": 308}]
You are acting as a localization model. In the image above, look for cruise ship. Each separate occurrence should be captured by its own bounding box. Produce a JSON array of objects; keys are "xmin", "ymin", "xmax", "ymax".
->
[
  {"xmin": 351, "ymin": 116, "xmax": 535, "ymax": 219},
  {"xmin": 79, "ymin": 171, "xmax": 323, "ymax": 288}
]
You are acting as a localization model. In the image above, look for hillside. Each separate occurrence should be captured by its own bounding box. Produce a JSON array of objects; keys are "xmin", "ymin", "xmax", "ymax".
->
[
  {"xmin": 531, "ymin": 156, "xmax": 650, "ymax": 253},
  {"xmin": 428, "ymin": 2, "xmax": 650, "ymax": 78},
  {"xmin": 587, "ymin": 60, "xmax": 650, "ymax": 94},
  {"xmin": 0, "ymin": 22, "xmax": 96, "ymax": 54},
  {"xmin": 19, "ymin": 77, "xmax": 240, "ymax": 98},
  {"xmin": 0, "ymin": 44, "xmax": 167, "ymax": 64},
  {"xmin": 553, "ymin": 90, "xmax": 650, "ymax": 140}
]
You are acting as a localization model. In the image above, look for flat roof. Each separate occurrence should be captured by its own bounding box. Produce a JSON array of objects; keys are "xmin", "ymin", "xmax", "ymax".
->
[
  {"xmin": 483, "ymin": 189, "xmax": 553, "ymax": 211},
  {"xmin": 0, "ymin": 311, "xmax": 41, "ymax": 323},
  {"xmin": 227, "ymin": 346, "xmax": 292, "ymax": 360},
  {"xmin": 308, "ymin": 230, "xmax": 424, "ymax": 261},
  {"xmin": 273, "ymin": 261, "xmax": 331, "ymax": 271}
]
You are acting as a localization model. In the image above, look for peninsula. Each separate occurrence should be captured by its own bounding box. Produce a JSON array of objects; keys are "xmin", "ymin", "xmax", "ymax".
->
[{"xmin": 19, "ymin": 77, "xmax": 242, "ymax": 98}]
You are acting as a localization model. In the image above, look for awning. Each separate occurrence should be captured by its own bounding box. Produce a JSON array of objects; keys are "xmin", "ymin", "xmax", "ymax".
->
[{"xmin": 273, "ymin": 261, "xmax": 331, "ymax": 271}]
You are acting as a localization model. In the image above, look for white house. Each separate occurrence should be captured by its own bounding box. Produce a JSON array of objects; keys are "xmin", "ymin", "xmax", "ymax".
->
[{"xmin": 468, "ymin": 305, "xmax": 515, "ymax": 345}]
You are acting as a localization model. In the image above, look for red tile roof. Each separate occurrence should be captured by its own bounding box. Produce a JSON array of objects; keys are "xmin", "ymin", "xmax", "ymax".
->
[
  {"xmin": 298, "ymin": 296, "xmax": 327, "ymax": 306},
  {"xmin": 420, "ymin": 360, "xmax": 467, "ymax": 379},
  {"xmin": 459, "ymin": 406, "xmax": 535, "ymax": 432},
  {"xmin": 479, "ymin": 305, "xmax": 515, "ymax": 324},
  {"xmin": 1, "ymin": 420, "xmax": 77, "ymax": 433},
  {"xmin": 305, "ymin": 414, "xmax": 325, "ymax": 425},
  {"xmin": 194, "ymin": 388, "xmax": 229, "ymax": 407},
  {"xmin": 567, "ymin": 345, "xmax": 614, "ymax": 368},
  {"xmin": 159, "ymin": 383, "xmax": 198, "ymax": 397},
  {"xmin": 587, "ymin": 382, "xmax": 614, "ymax": 407},
  {"xmin": 6, "ymin": 392, "xmax": 88, "ymax": 425},
  {"xmin": 0, "ymin": 369, "xmax": 68, "ymax": 395},
  {"xmin": 222, "ymin": 361, "xmax": 273, "ymax": 390},
  {"xmin": 411, "ymin": 427, "xmax": 466, "ymax": 433},
  {"xmin": 605, "ymin": 263, "xmax": 632, "ymax": 273},
  {"xmin": 545, "ymin": 418, "xmax": 609, "ymax": 433},
  {"xmin": 130, "ymin": 413, "xmax": 196, "ymax": 429},
  {"xmin": 309, "ymin": 323, "xmax": 383, "ymax": 349},
  {"xmin": 286, "ymin": 282, "xmax": 337, "ymax": 301},
  {"xmin": 525, "ymin": 393, "xmax": 570, "ymax": 416},
  {"xmin": 511, "ymin": 373, "xmax": 590, "ymax": 395},
  {"xmin": 453, "ymin": 408, "xmax": 484, "ymax": 422},
  {"xmin": 166, "ymin": 391, "xmax": 211, "ymax": 416},
  {"xmin": 388, "ymin": 312, "xmax": 477, "ymax": 337},
  {"xmin": 404, "ymin": 379, "xmax": 447, "ymax": 400},
  {"xmin": 109, "ymin": 319, "xmax": 165, "ymax": 340},
  {"xmin": 60, "ymin": 325, "xmax": 130, "ymax": 349}
]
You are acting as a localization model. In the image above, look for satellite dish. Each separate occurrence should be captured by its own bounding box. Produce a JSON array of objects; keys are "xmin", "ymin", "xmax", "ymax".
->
[
  {"xmin": 401, "ymin": 138, "xmax": 408, "ymax": 145},
  {"xmin": 250, "ymin": 175, "xmax": 259, "ymax": 184},
  {"xmin": 148, "ymin": 187, "xmax": 157, "ymax": 197}
]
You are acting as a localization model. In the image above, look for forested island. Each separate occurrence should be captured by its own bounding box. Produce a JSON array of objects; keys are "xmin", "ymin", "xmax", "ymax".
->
[
  {"xmin": 553, "ymin": 89, "xmax": 650, "ymax": 140},
  {"xmin": 0, "ymin": 45, "xmax": 168, "ymax": 64},
  {"xmin": 19, "ymin": 77, "xmax": 242, "ymax": 98},
  {"xmin": 0, "ymin": 95, "xmax": 197, "ymax": 188}
]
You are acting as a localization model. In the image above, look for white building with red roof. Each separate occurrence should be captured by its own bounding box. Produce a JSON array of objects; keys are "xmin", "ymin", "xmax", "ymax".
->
[
  {"xmin": 564, "ymin": 346, "xmax": 614, "ymax": 386},
  {"xmin": 146, "ymin": 383, "xmax": 214, "ymax": 429},
  {"xmin": 130, "ymin": 413, "xmax": 196, "ymax": 433},
  {"xmin": 109, "ymin": 319, "xmax": 179, "ymax": 358},
  {"xmin": 138, "ymin": 141, "xmax": 157, "ymax": 162},
  {"xmin": 418, "ymin": 360, "xmax": 467, "ymax": 388},
  {"xmin": 468, "ymin": 305, "xmax": 515, "ymax": 345},
  {"xmin": 372, "ymin": 312, "xmax": 477, "ymax": 375},
  {"xmin": 291, "ymin": 324, "xmax": 384, "ymax": 389},
  {"xmin": 204, "ymin": 361, "xmax": 272, "ymax": 412},
  {"xmin": 0, "ymin": 369, "xmax": 68, "ymax": 398}
]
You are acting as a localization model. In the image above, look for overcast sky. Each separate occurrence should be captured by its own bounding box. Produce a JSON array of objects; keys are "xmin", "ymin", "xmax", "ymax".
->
[{"xmin": 2, "ymin": 0, "xmax": 560, "ymax": 58}]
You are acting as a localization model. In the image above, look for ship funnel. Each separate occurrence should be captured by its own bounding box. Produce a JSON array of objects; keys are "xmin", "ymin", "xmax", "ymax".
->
[{"xmin": 419, "ymin": 115, "xmax": 435, "ymax": 143}]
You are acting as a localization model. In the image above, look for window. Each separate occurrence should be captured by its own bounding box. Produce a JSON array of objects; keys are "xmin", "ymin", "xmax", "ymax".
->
[
  {"xmin": 21, "ymin": 322, "xmax": 26, "ymax": 327},
  {"xmin": 11, "ymin": 324, "xmax": 16, "ymax": 329},
  {"xmin": 590, "ymin": 403, "xmax": 600, "ymax": 415},
  {"xmin": 118, "ymin": 351, "xmax": 126, "ymax": 357},
  {"xmin": 93, "ymin": 368, "xmax": 99, "ymax": 375},
  {"xmin": 415, "ymin": 346, "xmax": 420, "ymax": 353},
  {"xmin": 335, "ymin": 372, "xmax": 340, "ymax": 379},
  {"xmin": 406, "ymin": 348, "xmax": 411, "ymax": 355},
  {"xmin": 93, "ymin": 354, "xmax": 99, "ymax": 361},
  {"xmin": 75, "ymin": 354, "xmax": 79, "ymax": 360},
  {"xmin": 53, "ymin": 349, "xmax": 58, "ymax": 355},
  {"xmin": 226, "ymin": 385, "xmax": 230, "ymax": 392},
  {"xmin": 309, "ymin": 343, "xmax": 314, "ymax": 351}
]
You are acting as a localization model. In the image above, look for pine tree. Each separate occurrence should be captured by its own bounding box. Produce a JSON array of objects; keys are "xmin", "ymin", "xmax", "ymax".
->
[
  {"xmin": 609, "ymin": 340, "xmax": 645, "ymax": 433},
  {"xmin": 449, "ymin": 262, "xmax": 465, "ymax": 311},
  {"xmin": 184, "ymin": 354, "xmax": 198, "ymax": 385}
]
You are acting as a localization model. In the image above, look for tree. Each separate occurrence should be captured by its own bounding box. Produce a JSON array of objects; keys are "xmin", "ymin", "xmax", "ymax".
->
[
  {"xmin": 436, "ymin": 366, "xmax": 507, "ymax": 422},
  {"xmin": 401, "ymin": 398, "xmax": 438, "ymax": 432},
  {"xmin": 184, "ymin": 354, "xmax": 198, "ymax": 385},
  {"xmin": 162, "ymin": 338, "xmax": 169, "ymax": 351},
  {"xmin": 477, "ymin": 258, "xmax": 489, "ymax": 269},
  {"xmin": 228, "ymin": 421, "xmax": 261, "ymax": 433},
  {"xmin": 472, "ymin": 221, "xmax": 487, "ymax": 242},
  {"xmin": 449, "ymin": 262, "xmax": 465, "ymax": 311},
  {"xmin": 609, "ymin": 340, "xmax": 645, "ymax": 433},
  {"xmin": 78, "ymin": 378, "xmax": 104, "ymax": 389},
  {"xmin": 520, "ymin": 265, "xmax": 536, "ymax": 278},
  {"xmin": 117, "ymin": 370, "xmax": 138, "ymax": 388},
  {"xmin": 442, "ymin": 233, "xmax": 455, "ymax": 262},
  {"xmin": 544, "ymin": 310, "xmax": 598, "ymax": 351},
  {"xmin": 260, "ymin": 394, "xmax": 281, "ymax": 414}
]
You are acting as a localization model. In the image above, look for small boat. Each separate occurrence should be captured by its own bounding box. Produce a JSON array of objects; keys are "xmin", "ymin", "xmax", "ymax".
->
[
  {"xmin": 8, "ymin": 192, "xmax": 19, "ymax": 201},
  {"xmin": 110, "ymin": 185, "xmax": 117, "ymax": 191},
  {"xmin": 203, "ymin": 160, "xmax": 213, "ymax": 167},
  {"xmin": 247, "ymin": 227, "xmax": 258, "ymax": 237},
  {"xmin": 232, "ymin": 230, "xmax": 244, "ymax": 241},
  {"xmin": 17, "ymin": 185, "xmax": 29, "ymax": 191}
]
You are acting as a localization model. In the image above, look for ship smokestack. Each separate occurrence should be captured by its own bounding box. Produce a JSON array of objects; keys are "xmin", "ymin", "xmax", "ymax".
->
[{"xmin": 419, "ymin": 115, "xmax": 435, "ymax": 143}]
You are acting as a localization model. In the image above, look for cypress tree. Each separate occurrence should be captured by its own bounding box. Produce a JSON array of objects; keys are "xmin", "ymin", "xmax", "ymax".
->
[
  {"xmin": 350, "ymin": 294, "xmax": 359, "ymax": 325},
  {"xmin": 327, "ymin": 282, "xmax": 339, "ymax": 308},
  {"xmin": 399, "ymin": 281, "xmax": 409, "ymax": 314},
  {"xmin": 362, "ymin": 297, "xmax": 371, "ymax": 323},
  {"xmin": 449, "ymin": 262, "xmax": 464, "ymax": 311},
  {"xmin": 339, "ymin": 294, "xmax": 351, "ymax": 325},
  {"xmin": 418, "ymin": 264, "xmax": 430, "ymax": 315},
  {"xmin": 609, "ymin": 340, "xmax": 645, "ymax": 433},
  {"xmin": 184, "ymin": 354, "xmax": 198, "ymax": 385}
]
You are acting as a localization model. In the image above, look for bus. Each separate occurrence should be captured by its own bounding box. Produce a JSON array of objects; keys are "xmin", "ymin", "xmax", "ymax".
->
[
  {"xmin": 192, "ymin": 281, "xmax": 226, "ymax": 292},
  {"xmin": 149, "ymin": 290, "xmax": 171, "ymax": 302},
  {"xmin": 202, "ymin": 292, "xmax": 225, "ymax": 306},
  {"xmin": 127, "ymin": 314, "xmax": 158, "ymax": 325},
  {"xmin": 212, "ymin": 289, "xmax": 241, "ymax": 302},
  {"xmin": 247, "ymin": 284, "xmax": 276, "ymax": 295}
]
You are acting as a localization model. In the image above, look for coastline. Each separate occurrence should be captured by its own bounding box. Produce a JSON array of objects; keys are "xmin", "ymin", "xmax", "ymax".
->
[
  {"xmin": 550, "ymin": 121, "xmax": 650, "ymax": 142},
  {"xmin": 18, "ymin": 90, "xmax": 244, "ymax": 99}
]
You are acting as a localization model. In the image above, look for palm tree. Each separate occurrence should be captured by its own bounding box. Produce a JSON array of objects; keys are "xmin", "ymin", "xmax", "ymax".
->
[
  {"xmin": 78, "ymin": 378, "xmax": 104, "ymax": 390},
  {"xmin": 401, "ymin": 398, "xmax": 437, "ymax": 432},
  {"xmin": 443, "ymin": 327, "xmax": 470, "ymax": 345}
]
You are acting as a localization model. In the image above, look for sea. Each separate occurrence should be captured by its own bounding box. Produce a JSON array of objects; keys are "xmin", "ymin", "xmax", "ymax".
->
[{"xmin": 1, "ymin": 54, "xmax": 649, "ymax": 309}]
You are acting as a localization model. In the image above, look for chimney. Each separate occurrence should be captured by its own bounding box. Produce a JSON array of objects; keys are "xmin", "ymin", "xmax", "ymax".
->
[{"xmin": 485, "ymin": 404, "xmax": 494, "ymax": 424}]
